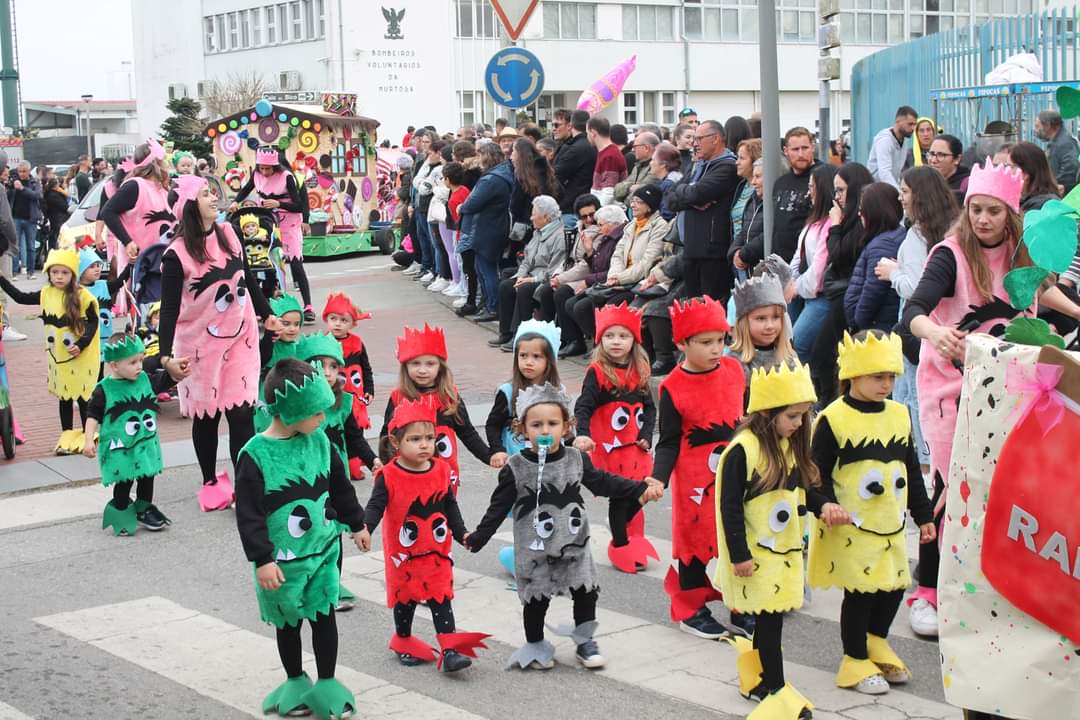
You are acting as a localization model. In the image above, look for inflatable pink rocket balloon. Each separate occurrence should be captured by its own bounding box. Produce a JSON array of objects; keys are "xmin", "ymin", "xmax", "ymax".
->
[{"xmin": 576, "ymin": 55, "xmax": 637, "ymax": 114}]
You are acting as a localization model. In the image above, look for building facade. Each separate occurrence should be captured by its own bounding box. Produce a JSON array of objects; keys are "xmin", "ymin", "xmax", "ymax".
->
[{"xmin": 132, "ymin": 0, "xmax": 1044, "ymax": 144}]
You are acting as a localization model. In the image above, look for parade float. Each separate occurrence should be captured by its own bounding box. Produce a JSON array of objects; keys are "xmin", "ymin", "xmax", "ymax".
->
[{"xmin": 203, "ymin": 92, "xmax": 396, "ymax": 258}]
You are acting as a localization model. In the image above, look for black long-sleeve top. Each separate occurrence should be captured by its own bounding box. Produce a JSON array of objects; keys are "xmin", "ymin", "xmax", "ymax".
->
[
  {"xmin": 484, "ymin": 386, "xmax": 513, "ymax": 454},
  {"xmin": 86, "ymin": 369, "xmax": 177, "ymax": 422},
  {"xmin": 233, "ymin": 173, "xmax": 303, "ymax": 214},
  {"xmin": 572, "ymin": 364, "xmax": 656, "ymax": 444},
  {"xmin": 156, "ymin": 242, "xmax": 272, "ymax": 358},
  {"xmin": 93, "ymin": 265, "xmax": 132, "ymax": 310},
  {"xmin": 0, "ymin": 278, "xmax": 98, "ymax": 350},
  {"xmin": 362, "ymin": 459, "xmax": 466, "ymax": 542},
  {"xmin": 342, "ymin": 409, "xmax": 378, "ymax": 468},
  {"xmin": 379, "ymin": 388, "xmax": 491, "ymax": 465},
  {"xmin": 235, "ymin": 448, "xmax": 363, "ymax": 567},
  {"xmin": 467, "ymin": 446, "xmax": 648, "ymax": 551},
  {"xmin": 99, "ymin": 179, "xmax": 148, "ymax": 249},
  {"xmin": 810, "ymin": 394, "xmax": 932, "ymax": 526}
]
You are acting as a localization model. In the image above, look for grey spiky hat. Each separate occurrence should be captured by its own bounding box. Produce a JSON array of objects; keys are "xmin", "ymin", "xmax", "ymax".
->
[
  {"xmin": 753, "ymin": 253, "xmax": 792, "ymax": 289},
  {"xmin": 515, "ymin": 382, "xmax": 571, "ymax": 422},
  {"xmin": 733, "ymin": 272, "xmax": 786, "ymax": 319}
]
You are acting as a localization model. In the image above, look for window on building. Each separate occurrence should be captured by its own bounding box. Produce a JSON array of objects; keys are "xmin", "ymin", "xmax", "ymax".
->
[
  {"xmin": 240, "ymin": 10, "xmax": 251, "ymax": 48},
  {"xmin": 456, "ymin": 0, "xmax": 499, "ymax": 37},
  {"xmin": 303, "ymin": 0, "xmax": 315, "ymax": 39},
  {"xmin": 290, "ymin": 1, "xmax": 303, "ymax": 40},
  {"xmin": 278, "ymin": 4, "xmax": 289, "ymax": 42},
  {"xmin": 252, "ymin": 8, "xmax": 263, "ymax": 45},
  {"xmin": 543, "ymin": 2, "xmax": 596, "ymax": 39},
  {"xmin": 267, "ymin": 5, "xmax": 278, "ymax": 43},
  {"xmin": 204, "ymin": 17, "xmax": 217, "ymax": 53},
  {"xmin": 227, "ymin": 12, "xmax": 239, "ymax": 50},
  {"xmin": 622, "ymin": 92, "xmax": 639, "ymax": 126},
  {"xmin": 661, "ymin": 92, "xmax": 677, "ymax": 125},
  {"xmin": 459, "ymin": 90, "xmax": 476, "ymax": 127},
  {"xmin": 684, "ymin": 0, "xmax": 816, "ymax": 43},
  {"xmin": 623, "ymin": 5, "xmax": 676, "ymax": 41},
  {"xmin": 315, "ymin": 0, "xmax": 325, "ymax": 37},
  {"xmin": 215, "ymin": 14, "xmax": 226, "ymax": 49}
]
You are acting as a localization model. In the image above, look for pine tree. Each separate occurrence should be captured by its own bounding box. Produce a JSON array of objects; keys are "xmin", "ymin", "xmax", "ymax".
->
[{"xmin": 159, "ymin": 98, "xmax": 211, "ymax": 158}]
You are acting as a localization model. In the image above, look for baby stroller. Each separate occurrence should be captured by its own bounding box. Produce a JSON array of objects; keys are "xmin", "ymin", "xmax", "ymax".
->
[
  {"xmin": 229, "ymin": 207, "xmax": 286, "ymax": 298},
  {"xmin": 0, "ymin": 302, "xmax": 22, "ymax": 459}
]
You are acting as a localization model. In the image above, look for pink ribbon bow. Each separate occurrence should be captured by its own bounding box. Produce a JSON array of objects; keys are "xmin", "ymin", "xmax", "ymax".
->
[{"xmin": 1006, "ymin": 360, "xmax": 1065, "ymax": 437}]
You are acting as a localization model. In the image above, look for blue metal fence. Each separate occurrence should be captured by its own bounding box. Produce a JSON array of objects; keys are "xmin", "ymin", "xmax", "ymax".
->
[{"xmin": 851, "ymin": 6, "xmax": 1080, "ymax": 163}]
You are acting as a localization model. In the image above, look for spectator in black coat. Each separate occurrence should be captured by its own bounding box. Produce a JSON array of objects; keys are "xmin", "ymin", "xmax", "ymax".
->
[
  {"xmin": 43, "ymin": 179, "xmax": 71, "ymax": 253},
  {"xmin": 662, "ymin": 119, "xmax": 739, "ymax": 302},
  {"xmin": 729, "ymin": 159, "xmax": 765, "ymax": 270},
  {"xmin": 843, "ymin": 182, "xmax": 905, "ymax": 332},
  {"xmin": 771, "ymin": 127, "xmax": 820, "ymax": 262},
  {"xmin": 553, "ymin": 109, "xmax": 597, "ymax": 225}
]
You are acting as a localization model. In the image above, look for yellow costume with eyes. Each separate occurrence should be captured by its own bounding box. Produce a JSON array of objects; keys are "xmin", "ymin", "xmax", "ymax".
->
[
  {"xmin": 40, "ymin": 261, "xmax": 100, "ymax": 404},
  {"xmin": 807, "ymin": 396, "xmax": 912, "ymax": 593},
  {"xmin": 713, "ymin": 432, "xmax": 807, "ymax": 614}
]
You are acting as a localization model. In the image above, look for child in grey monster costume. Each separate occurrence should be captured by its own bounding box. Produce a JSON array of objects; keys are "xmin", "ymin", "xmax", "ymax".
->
[{"xmin": 467, "ymin": 383, "xmax": 664, "ymax": 670}]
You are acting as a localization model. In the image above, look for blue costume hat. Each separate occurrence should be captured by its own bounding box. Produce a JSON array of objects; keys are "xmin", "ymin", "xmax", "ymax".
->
[{"xmin": 513, "ymin": 319, "xmax": 561, "ymax": 355}]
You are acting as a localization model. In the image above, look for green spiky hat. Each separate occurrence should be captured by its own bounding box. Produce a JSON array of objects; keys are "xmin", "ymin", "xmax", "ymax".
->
[
  {"xmin": 265, "ymin": 366, "xmax": 336, "ymax": 425},
  {"xmin": 297, "ymin": 332, "xmax": 344, "ymax": 365},
  {"xmin": 103, "ymin": 334, "xmax": 146, "ymax": 363},
  {"xmin": 270, "ymin": 294, "xmax": 305, "ymax": 324}
]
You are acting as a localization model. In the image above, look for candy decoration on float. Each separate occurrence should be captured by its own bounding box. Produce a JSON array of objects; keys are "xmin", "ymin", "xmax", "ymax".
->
[
  {"xmin": 576, "ymin": 55, "xmax": 638, "ymax": 114},
  {"xmin": 259, "ymin": 118, "xmax": 279, "ymax": 143},
  {"xmin": 218, "ymin": 131, "xmax": 242, "ymax": 155}
]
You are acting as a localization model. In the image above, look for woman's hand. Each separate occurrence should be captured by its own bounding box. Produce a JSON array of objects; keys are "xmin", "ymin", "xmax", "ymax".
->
[
  {"xmin": 573, "ymin": 436, "xmax": 595, "ymax": 453},
  {"xmin": 228, "ymin": 202, "xmax": 239, "ymax": 213},
  {"xmin": 874, "ymin": 257, "xmax": 898, "ymax": 281},
  {"xmin": 732, "ymin": 251, "xmax": 748, "ymax": 271},
  {"xmin": 126, "ymin": 241, "xmax": 139, "ymax": 261},
  {"xmin": 163, "ymin": 356, "xmax": 192, "ymax": 382},
  {"xmin": 489, "ymin": 452, "xmax": 508, "ymax": 469},
  {"xmin": 927, "ymin": 324, "xmax": 968, "ymax": 361},
  {"xmin": 919, "ymin": 522, "xmax": 937, "ymax": 544},
  {"xmin": 262, "ymin": 199, "xmax": 280, "ymax": 209},
  {"xmin": 639, "ymin": 275, "xmax": 657, "ymax": 290},
  {"xmin": 828, "ymin": 201, "xmax": 843, "ymax": 225},
  {"xmin": 514, "ymin": 276, "xmax": 535, "ymax": 288},
  {"xmin": 264, "ymin": 315, "xmax": 284, "ymax": 334},
  {"xmin": 550, "ymin": 275, "xmax": 561, "ymax": 289},
  {"xmin": 733, "ymin": 560, "xmax": 754, "ymax": 578}
]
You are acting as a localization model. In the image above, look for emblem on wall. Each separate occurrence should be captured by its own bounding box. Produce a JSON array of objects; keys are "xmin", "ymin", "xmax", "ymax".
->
[{"xmin": 382, "ymin": 7, "xmax": 405, "ymax": 40}]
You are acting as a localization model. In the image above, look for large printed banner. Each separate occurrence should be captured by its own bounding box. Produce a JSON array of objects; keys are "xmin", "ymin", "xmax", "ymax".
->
[{"xmin": 939, "ymin": 334, "xmax": 1080, "ymax": 719}]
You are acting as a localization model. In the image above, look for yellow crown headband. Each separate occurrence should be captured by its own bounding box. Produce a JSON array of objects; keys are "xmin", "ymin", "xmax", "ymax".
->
[
  {"xmin": 747, "ymin": 361, "xmax": 817, "ymax": 414},
  {"xmin": 836, "ymin": 331, "xmax": 904, "ymax": 380}
]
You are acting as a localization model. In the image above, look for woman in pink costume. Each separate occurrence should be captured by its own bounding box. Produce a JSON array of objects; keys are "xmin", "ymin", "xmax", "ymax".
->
[
  {"xmin": 100, "ymin": 139, "xmax": 175, "ymax": 272},
  {"xmin": 901, "ymin": 160, "xmax": 1080, "ymax": 639},
  {"xmin": 229, "ymin": 146, "xmax": 314, "ymax": 321},
  {"xmin": 158, "ymin": 175, "xmax": 282, "ymax": 511}
]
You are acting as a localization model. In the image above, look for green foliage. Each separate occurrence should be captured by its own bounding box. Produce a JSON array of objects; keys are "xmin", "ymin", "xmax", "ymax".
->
[{"xmin": 159, "ymin": 98, "xmax": 211, "ymax": 158}]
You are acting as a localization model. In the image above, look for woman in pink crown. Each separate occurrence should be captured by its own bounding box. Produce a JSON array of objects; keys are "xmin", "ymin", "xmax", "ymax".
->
[
  {"xmin": 158, "ymin": 175, "xmax": 282, "ymax": 511},
  {"xmin": 901, "ymin": 159, "xmax": 1080, "ymax": 639},
  {"xmin": 100, "ymin": 138, "xmax": 175, "ymax": 272},
  {"xmin": 229, "ymin": 146, "xmax": 314, "ymax": 321}
]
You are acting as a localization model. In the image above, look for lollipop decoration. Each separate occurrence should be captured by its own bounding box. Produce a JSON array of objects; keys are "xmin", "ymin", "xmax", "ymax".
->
[
  {"xmin": 258, "ymin": 118, "xmax": 279, "ymax": 143},
  {"xmin": 218, "ymin": 130, "xmax": 242, "ymax": 155},
  {"xmin": 576, "ymin": 55, "xmax": 637, "ymax": 114},
  {"xmin": 298, "ymin": 130, "xmax": 319, "ymax": 154},
  {"xmin": 255, "ymin": 98, "xmax": 273, "ymax": 118},
  {"xmin": 361, "ymin": 176, "xmax": 374, "ymax": 202}
]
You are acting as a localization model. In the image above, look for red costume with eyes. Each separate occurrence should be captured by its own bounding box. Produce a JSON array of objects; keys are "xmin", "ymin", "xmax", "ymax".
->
[
  {"xmin": 338, "ymin": 333, "xmax": 371, "ymax": 429},
  {"xmin": 389, "ymin": 388, "xmax": 461, "ymax": 493},
  {"xmin": 380, "ymin": 459, "xmax": 456, "ymax": 607}
]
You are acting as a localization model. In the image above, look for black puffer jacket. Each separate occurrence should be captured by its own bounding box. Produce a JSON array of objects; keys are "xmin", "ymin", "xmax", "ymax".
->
[{"xmin": 727, "ymin": 192, "xmax": 764, "ymax": 267}]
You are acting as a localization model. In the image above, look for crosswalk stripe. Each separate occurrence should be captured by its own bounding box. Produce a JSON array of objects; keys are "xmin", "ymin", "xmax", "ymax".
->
[
  {"xmin": 0, "ymin": 484, "xmax": 112, "ymax": 532},
  {"xmin": 341, "ymin": 552, "xmax": 959, "ymax": 719},
  {"xmin": 0, "ymin": 701, "xmax": 34, "ymax": 720},
  {"xmin": 495, "ymin": 525, "xmax": 924, "ymax": 641},
  {"xmin": 34, "ymin": 596, "xmax": 487, "ymax": 720}
]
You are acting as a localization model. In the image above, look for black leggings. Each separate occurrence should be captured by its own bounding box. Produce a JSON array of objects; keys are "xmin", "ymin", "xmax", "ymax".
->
[
  {"xmin": 393, "ymin": 598, "xmax": 456, "ymax": 637},
  {"xmin": 608, "ymin": 497, "xmax": 642, "ymax": 547},
  {"xmin": 112, "ymin": 476, "xmax": 155, "ymax": 510},
  {"xmin": 523, "ymin": 586, "xmax": 598, "ymax": 643},
  {"xmin": 191, "ymin": 404, "xmax": 255, "ymax": 484},
  {"xmin": 58, "ymin": 398, "xmax": 88, "ymax": 431},
  {"xmin": 840, "ymin": 588, "xmax": 905, "ymax": 659},
  {"xmin": 497, "ymin": 278, "xmax": 539, "ymax": 336},
  {"xmin": 460, "ymin": 250, "xmax": 478, "ymax": 306},
  {"xmin": 644, "ymin": 316, "xmax": 677, "ymax": 363},
  {"xmin": 678, "ymin": 557, "xmax": 709, "ymax": 591},
  {"xmin": 918, "ymin": 472, "xmax": 946, "ymax": 590},
  {"xmin": 276, "ymin": 610, "xmax": 338, "ymax": 680},
  {"xmin": 288, "ymin": 259, "xmax": 312, "ymax": 308},
  {"xmin": 559, "ymin": 290, "xmax": 593, "ymax": 345},
  {"xmin": 754, "ymin": 611, "xmax": 785, "ymax": 692}
]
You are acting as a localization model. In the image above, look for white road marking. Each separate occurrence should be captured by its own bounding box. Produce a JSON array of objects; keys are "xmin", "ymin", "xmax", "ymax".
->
[
  {"xmin": 0, "ymin": 701, "xmax": 34, "ymax": 719},
  {"xmin": 0, "ymin": 484, "xmax": 111, "ymax": 531},
  {"xmin": 35, "ymin": 596, "xmax": 487, "ymax": 720}
]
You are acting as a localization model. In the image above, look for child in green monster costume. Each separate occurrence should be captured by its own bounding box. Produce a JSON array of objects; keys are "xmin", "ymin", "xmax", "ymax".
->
[
  {"xmin": 235, "ymin": 357, "xmax": 365, "ymax": 719},
  {"xmin": 83, "ymin": 333, "xmax": 173, "ymax": 536},
  {"xmin": 254, "ymin": 293, "xmax": 306, "ymax": 433}
]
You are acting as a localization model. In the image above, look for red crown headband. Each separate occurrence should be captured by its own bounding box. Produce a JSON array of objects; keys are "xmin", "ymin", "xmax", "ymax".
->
[
  {"xmin": 594, "ymin": 301, "xmax": 643, "ymax": 344},
  {"xmin": 321, "ymin": 292, "xmax": 372, "ymax": 323},
  {"xmin": 669, "ymin": 295, "xmax": 730, "ymax": 344},
  {"xmin": 388, "ymin": 395, "xmax": 438, "ymax": 433},
  {"xmin": 396, "ymin": 323, "xmax": 448, "ymax": 363}
]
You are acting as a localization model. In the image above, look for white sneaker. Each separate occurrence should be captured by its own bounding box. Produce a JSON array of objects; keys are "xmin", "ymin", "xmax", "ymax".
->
[
  {"xmin": 452, "ymin": 297, "xmax": 468, "ymax": 308},
  {"xmin": 444, "ymin": 281, "xmax": 467, "ymax": 297},
  {"xmin": 854, "ymin": 673, "xmax": 890, "ymax": 695},
  {"xmin": 418, "ymin": 271, "xmax": 434, "ymax": 283},
  {"xmin": 402, "ymin": 263, "xmax": 422, "ymax": 276},
  {"xmin": 2, "ymin": 326, "xmax": 27, "ymax": 341},
  {"xmin": 428, "ymin": 277, "xmax": 449, "ymax": 292},
  {"xmin": 908, "ymin": 598, "xmax": 939, "ymax": 638}
]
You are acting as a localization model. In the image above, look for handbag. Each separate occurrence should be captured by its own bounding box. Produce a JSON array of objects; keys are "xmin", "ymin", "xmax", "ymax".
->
[
  {"xmin": 632, "ymin": 282, "xmax": 667, "ymax": 299},
  {"xmin": 585, "ymin": 284, "xmax": 632, "ymax": 302}
]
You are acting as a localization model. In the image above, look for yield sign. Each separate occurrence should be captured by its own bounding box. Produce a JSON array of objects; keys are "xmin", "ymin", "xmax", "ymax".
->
[{"xmin": 488, "ymin": 0, "xmax": 539, "ymax": 41}]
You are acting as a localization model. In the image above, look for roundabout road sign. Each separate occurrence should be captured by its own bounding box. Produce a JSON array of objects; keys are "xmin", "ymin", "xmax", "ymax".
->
[{"xmin": 484, "ymin": 47, "xmax": 545, "ymax": 110}]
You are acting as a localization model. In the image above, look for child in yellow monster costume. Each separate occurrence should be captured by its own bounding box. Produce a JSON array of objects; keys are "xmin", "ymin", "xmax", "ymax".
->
[
  {"xmin": 808, "ymin": 331, "xmax": 935, "ymax": 696},
  {"xmin": 0, "ymin": 249, "xmax": 100, "ymax": 454},
  {"xmin": 715, "ymin": 361, "xmax": 849, "ymax": 720}
]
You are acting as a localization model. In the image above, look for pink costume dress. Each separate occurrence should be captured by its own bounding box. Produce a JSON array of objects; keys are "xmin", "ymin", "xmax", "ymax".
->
[
  {"xmin": 113, "ymin": 177, "xmax": 173, "ymax": 272},
  {"xmin": 253, "ymin": 170, "xmax": 304, "ymax": 260},
  {"xmin": 916, "ymin": 236, "xmax": 1033, "ymax": 484},
  {"xmin": 165, "ymin": 223, "xmax": 260, "ymax": 419}
]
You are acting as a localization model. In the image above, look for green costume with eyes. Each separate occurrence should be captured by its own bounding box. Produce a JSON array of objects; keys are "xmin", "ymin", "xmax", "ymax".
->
[{"xmin": 97, "ymin": 374, "xmax": 164, "ymax": 486}]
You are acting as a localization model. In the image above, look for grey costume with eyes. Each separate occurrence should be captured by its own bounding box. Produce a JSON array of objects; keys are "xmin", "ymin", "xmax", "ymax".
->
[{"xmin": 509, "ymin": 449, "xmax": 599, "ymax": 604}]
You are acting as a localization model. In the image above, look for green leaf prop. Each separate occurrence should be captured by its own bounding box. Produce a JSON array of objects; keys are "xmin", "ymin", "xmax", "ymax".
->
[
  {"xmin": 1057, "ymin": 85, "xmax": 1080, "ymax": 119},
  {"xmin": 1003, "ymin": 266, "xmax": 1049, "ymax": 309},
  {"xmin": 1003, "ymin": 317, "xmax": 1066, "ymax": 349},
  {"xmin": 1022, "ymin": 199, "xmax": 1078, "ymax": 272},
  {"xmin": 1062, "ymin": 183, "xmax": 1080, "ymax": 215}
]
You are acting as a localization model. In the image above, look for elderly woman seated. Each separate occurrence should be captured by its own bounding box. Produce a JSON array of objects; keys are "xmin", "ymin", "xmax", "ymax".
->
[{"xmin": 488, "ymin": 194, "xmax": 567, "ymax": 350}]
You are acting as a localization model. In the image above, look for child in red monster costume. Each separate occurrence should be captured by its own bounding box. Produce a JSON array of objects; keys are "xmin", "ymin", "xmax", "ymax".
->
[
  {"xmin": 379, "ymin": 324, "xmax": 493, "ymax": 491},
  {"xmin": 573, "ymin": 302, "xmax": 660, "ymax": 574},
  {"xmin": 322, "ymin": 293, "xmax": 374, "ymax": 480},
  {"xmin": 653, "ymin": 296, "xmax": 749, "ymax": 640},
  {"xmin": 358, "ymin": 396, "xmax": 489, "ymax": 672}
]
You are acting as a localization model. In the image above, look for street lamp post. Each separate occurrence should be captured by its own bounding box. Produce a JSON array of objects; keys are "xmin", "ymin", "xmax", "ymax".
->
[{"xmin": 80, "ymin": 93, "xmax": 93, "ymax": 158}]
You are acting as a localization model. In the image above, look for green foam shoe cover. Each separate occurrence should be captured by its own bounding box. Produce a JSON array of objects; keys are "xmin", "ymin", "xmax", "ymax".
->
[
  {"xmin": 262, "ymin": 672, "xmax": 313, "ymax": 715},
  {"xmin": 338, "ymin": 585, "xmax": 355, "ymax": 602},
  {"xmin": 301, "ymin": 677, "xmax": 356, "ymax": 720},
  {"xmin": 102, "ymin": 500, "xmax": 137, "ymax": 536}
]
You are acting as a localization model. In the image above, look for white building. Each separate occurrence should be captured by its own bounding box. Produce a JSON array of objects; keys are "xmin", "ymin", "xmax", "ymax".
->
[{"xmin": 132, "ymin": 0, "xmax": 1043, "ymax": 144}]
